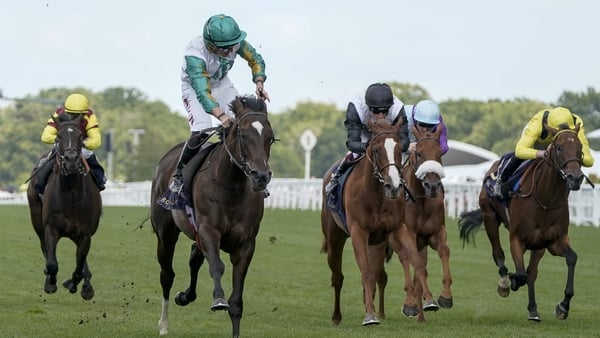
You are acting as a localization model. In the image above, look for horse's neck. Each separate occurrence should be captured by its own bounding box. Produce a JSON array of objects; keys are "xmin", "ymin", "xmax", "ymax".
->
[
  {"xmin": 534, "ymin": 160, "xmax": 569, "ymax": 200},
  {"xmin": 211, "ymin": 144, "xmax": 247, "ymax": 184}
]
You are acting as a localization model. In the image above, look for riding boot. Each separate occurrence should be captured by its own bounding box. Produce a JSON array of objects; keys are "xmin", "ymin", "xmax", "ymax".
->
[
  {"xmin": 169, "ymin": 132, "xmax": 208, "ymax": 194},
  {"xmin": 87, "ymin": 154, "xmax": 107, "ymax": 191},
  {"xmin": 34, "ymin": 156, "xmax": 55, "ymax": 197},
  {"xmin": 325, "ymin": 154, "xmax": 353, "ymax": 194},
  {"xmin": 493, "ymin": 155, "xmax": 523, "ymax": 198}
]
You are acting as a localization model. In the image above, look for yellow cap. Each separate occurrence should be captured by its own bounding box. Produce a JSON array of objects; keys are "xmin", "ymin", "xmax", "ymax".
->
[{"xmin": 64, "ymin": 93, "xmax": 89, "ymax": 113}]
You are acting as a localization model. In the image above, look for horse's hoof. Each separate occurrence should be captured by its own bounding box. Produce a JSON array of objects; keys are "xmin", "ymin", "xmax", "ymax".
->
[
  {"xmin": 361, "ymin": 313, "xmax": 380, "ymax": 326},
  {"xmin": 554, "ymin": 303, "xmax": 569, "ymax": 320},
  {"xmin": 528, "ymin": 310, "xmax": 541, "ymax": 322},
  {"xmin": 174, "ymin": 292, "xmax": 190, "ymax": 306},
  {"xmin": 497, "ymin": 285, "xmax": 510, "ymax": 297},
  {"xmin": 62, "ymin": 279, "xmax": 78, "ymax": 294},
  {"xmin": 401, "ymin": 304, "xmax": 419, "ymax": 318},
  {"xmin": 81, "ymin": 285, "xmax": 94, "ymax": 301},
  {"xmin": 423, "ymin": 299, "xmax": 440, "ymax": 312},
  {"xmin": 211, "ymin": 297, "xmax": 229, "ymax": 311},
  {"xmin": 44, "ymin": 282, "xmax": 57, "ymax": 294},
  {"xmin": 438, "ymin": 296, "xmax": 453, "ymax": 308}
]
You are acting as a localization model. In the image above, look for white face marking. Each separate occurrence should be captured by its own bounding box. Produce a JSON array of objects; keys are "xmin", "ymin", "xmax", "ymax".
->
[
  {"xmin": 384, "ymin": 138, "xmax": 401, "ymax": 187},
  {"xmin": 252, "ymin": 121, "xmax": 264, "ymax": 135}
]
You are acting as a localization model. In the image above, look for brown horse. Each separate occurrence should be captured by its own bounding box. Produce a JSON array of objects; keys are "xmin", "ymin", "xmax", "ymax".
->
[
  {"xmin": 458, "ymin": 123, "xmax": 585, "ymax": 321},
  {"xmin": 150, "ymin": 96, "xmax": 274, "ymax": 337},
  {"xmin": 397, "ymin": 124, "xmax": 452, "ymax": 317},
  {"xmin": 27, "ymin": 113, "xmax": 102, "ymax": 300},
  {"xmin": 321, "ymin": 117, "xmax": 438, "ymax": 326}
]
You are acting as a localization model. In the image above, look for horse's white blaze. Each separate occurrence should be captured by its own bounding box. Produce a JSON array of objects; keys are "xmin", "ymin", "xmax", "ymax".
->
[
  {"xmin": 252, "ymin": 121, "xmax": 264, "ymax": 135},
  {"xmin": 384, "ymin": 138, "xmax": 401, "ymax": 187},
  {"xmin": 415, "ymin": 160, "xmax": 445, "ymax": 180}
]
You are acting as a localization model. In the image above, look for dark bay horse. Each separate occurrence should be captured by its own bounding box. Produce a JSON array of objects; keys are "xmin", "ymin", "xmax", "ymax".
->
[
  {"xmin": 397, "ymin": 124, "xmax": 452, "ymax": 317},
  {"xmin": 321, "ymin": 117, "xmax": 438, "ymax": 326},
  {"xmin": 458, "ymin": 123, "xmax": 585, "ymax": 321},
  {"xmin": 26, "ymin": 113, "xmax": 102, "ymax": 300},
  {"xmin": 150, "ymin": 96, "xmax": 274, "ymax": 337}
]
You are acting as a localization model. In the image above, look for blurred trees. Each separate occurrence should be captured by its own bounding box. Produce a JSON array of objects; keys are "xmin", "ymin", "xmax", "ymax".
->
[{"xmin": 1, "ymin": 84, "xmax": 599, "ymax": 189}]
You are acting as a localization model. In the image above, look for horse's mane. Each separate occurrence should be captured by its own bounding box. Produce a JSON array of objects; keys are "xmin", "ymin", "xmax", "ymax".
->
[{"xmin": 229, "ymin": 96, "xmax": 267, "ymax": 114}]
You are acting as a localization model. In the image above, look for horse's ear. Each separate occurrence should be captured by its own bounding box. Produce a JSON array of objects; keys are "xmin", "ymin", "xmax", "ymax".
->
[
  {"xmin": 228, "ymin": 97, "xmax": 243, "ymax": 117},
  {"xmin": 544, "ymin": 121, "xmax": 559, "ymax": 138},
  {"xmin": 574, "ymin": 122, "xmax": 581, "ymax": 134}
]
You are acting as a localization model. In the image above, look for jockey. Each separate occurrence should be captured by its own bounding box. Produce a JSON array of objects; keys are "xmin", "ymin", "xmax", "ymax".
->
[
  {"xmin": 325, "ymin": 83, "xmax": 409, "ymax": 194},
  {"xmin": 35, "ymin": 93, "xmax": 106, "ymax": 195},
  {"xmin": 403, "ymin": 99, "xmax": 449, "ymax": 155},
  {"xmin": 493, "ymin": 107, "xmax": 595, "ymax": 198},
  {"xmin": 169, "ymin": 13, "xmax": 269, "ymax": 196}
]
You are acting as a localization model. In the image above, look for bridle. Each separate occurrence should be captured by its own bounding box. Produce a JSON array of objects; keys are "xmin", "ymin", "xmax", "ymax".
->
[
  {"xmin": 223, "ymin": 112, "xmax": 274, "ymax": 177},
  {"xmin": 55, "ymin": 120, "xmax": 86, "ymax": 176},
  {"xmin": 366, "ymin": 130, "xmax": 403, "ymax": 184},
  {"xmin": 545, "ymin": 129, "xmax": 583, "ymax": 180}
]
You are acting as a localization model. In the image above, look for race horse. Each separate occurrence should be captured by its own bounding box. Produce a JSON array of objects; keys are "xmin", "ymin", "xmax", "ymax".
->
[
  {"xmin": 26, "ymin": 113, "xmax": 102, "ymax": 300},
  {"xmin": 458, "ymin": 123, "xmax": 586, "ymax": 321},
  {"xmin": 397, "ymin": 123, "xmax": 452, "ymax": 317},
  {"xmin": 150, "ymin": 96, "xmax": 274, "ymax": 337},
  {"xmin": 320, "ymin": 117, "xmax": 438, "ymax": 326}
]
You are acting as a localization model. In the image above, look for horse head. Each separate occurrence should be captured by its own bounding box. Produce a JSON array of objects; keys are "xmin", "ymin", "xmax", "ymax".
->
[
  {"xmin": 545, "ymin": 123, "xmax": 584, "ymax": 191},
  {"xmin": 411, "ymin": 123, "xmax": 445, "ymax": 197},
  {"xmin": 54, "ymin": 113, "xmax": 85, "ymax": 175},
  {"xmin": 226, "ymin": 96, "xmax": 274, "ymax": 192},
  {"xmin": 366, "ymin": 117, "xmax": 404, "ymax": 199}
]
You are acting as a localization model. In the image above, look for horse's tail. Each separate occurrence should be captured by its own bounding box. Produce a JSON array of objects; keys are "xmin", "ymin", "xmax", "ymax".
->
[
  {"xmin": 384, "ymin": 245, "xmax": 393, "ymax": 263},
  {"xmin": 320, "ymin": 239, "xmax": 328, "ymax": 254},
  {"xmin": 458, "ymin": 209, "xmax": 483, "ymax": 248}
]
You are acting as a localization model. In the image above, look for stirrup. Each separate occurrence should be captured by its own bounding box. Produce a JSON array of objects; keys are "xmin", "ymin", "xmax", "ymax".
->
[
  {"xmin": 169, "ymin": 177, "xmax": 183, "ymax": 194},
  {"xmin": 325, "ymin": 179, "xmax": 338, "ymax": 194}
]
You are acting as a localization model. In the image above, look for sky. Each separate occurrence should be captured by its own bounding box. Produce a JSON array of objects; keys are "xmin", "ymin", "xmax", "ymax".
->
[{"xmin": 2, "ymin": 0, "xmax": 600, "ymax": 114}]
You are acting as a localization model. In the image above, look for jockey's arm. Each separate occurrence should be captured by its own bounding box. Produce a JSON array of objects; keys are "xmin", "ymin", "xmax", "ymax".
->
[
  {"xmin": 83, "ymin": 114, "xmax": 102, "ymax": 150},
  {"xmin": 344, "ymin": 103, "xmax": 366, "ymax": 154}
]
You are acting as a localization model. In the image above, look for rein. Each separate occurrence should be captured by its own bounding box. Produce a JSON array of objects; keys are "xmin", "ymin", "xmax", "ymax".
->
[{"xmin": 516, "ymin": 129, "xmax": 581, "ymax": 210}]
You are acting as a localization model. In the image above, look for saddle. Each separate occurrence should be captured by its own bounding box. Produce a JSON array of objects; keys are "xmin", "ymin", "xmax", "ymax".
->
[
  {"xmin": 485, "ymin": 153, "xmax": 531, "ymax": 201},
  {"xmin": 157, "ymin": 141, "xmax": 219, "ymax": 211},
  {"xmin": 326, "ymin": 155, "xmax": 363, "ymax": 234}
]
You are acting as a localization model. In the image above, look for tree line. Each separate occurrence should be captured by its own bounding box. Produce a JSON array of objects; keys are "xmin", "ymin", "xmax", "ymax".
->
[{"xmin": 1, "ymin": 84, "xmax": 599, "ymax": 191}]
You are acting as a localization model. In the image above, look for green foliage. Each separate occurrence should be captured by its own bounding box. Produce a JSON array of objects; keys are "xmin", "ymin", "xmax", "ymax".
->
[
  {"xmin": 1, "ymin": 206, "xmax": 599, "ymax": 337},
  {"xmin": 2, "ymin": 84, "xmax": 600, "ymax": 188}
]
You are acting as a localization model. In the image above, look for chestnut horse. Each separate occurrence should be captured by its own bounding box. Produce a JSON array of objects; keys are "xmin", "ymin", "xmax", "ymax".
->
[
  {"xmin": 397, "ymin": 124, "xmax": 452, "ymax": 317},
  {"xmin": 27, "ymin": 113, "xmax": 102, "ymax": 300},
  {"xmin": 150, "ymin": 96, "xmax": 274, "ymax": 337},
  {"xmin": 459, "ymin": 123, "xmax": 585, "ymax": 321},
  {"xmin": 321, "ymin": 117, "xmax": 438, "ymax": 326}
]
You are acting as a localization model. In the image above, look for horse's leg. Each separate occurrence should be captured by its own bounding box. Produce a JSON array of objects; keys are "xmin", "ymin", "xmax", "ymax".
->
[
  {"xmin": 156, "ymin": 229, "xmax": 179, "ymax": 336},
  {"xmin": 434, "ymin": 228, "xmax": 453, "ymax": 308},
  {"xmin": 396, "ymin": 227, "xmax": 438, "ymax": 312},
  {"xmin": 63, "ymin": 236, "xmax": 91, "ymax": 296},
  {"xmin": 509, "ymin": 235, "xmax": 528, "ymax": 292},
  {"xmin": 481, "ymin": 209, "xmax": 509, "ymax": 296},
  {"xmin": 199, "ymin": 232, "xmax": 229, "ymax": 311},
  {"xmin": 80, "ymin": 261, "xmax": 94, "ymax": 301},
  {"xmin": 174, "ymin": 243, "xmax": 204, "ymax": 306},
  {"xmin": 525, "ymin": 249, "xmax": 545, "ymax": 322},
  {"xmin": 550, "ymin": 240, "xmax": 577, "ymax": 320},
  {"xmin": 43, "ymin": 226, "xmax": 59, "ymax": 294},
  {"xmin": 368, "ymin": 242, "xmax": 388, "ymax": 319},
  {"xmin": 397, "ymin": 245, "xmax": 418, "ymax": 317},
  {"xmin": 324, "ymin": 225, "xmax": 347, "ymax": 326},
  {"xmin": 227, "ymin": 239, "xmax": 256, "ymax": 338},
  {"xmin": 349, "ymin": 227, "xmax": 379, "ymax": 326}
]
